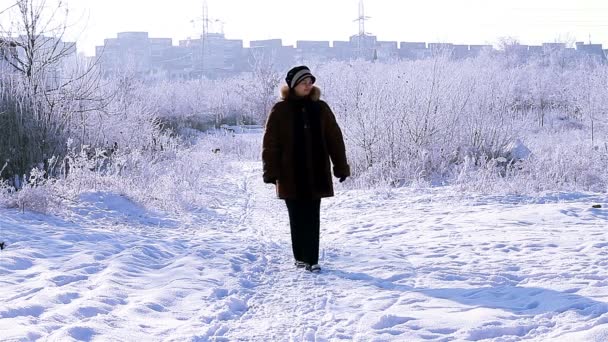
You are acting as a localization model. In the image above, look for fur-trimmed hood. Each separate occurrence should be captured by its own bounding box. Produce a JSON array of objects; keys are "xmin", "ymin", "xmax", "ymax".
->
[{"xmin": 280, "ymin": 85, "xmax": 321, "ymax": 101}]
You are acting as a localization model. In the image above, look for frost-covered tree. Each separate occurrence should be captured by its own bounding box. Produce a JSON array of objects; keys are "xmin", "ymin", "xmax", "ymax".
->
[{"xmin": 0, "ymin": 0, "xmax": 104, "ymax": 184}]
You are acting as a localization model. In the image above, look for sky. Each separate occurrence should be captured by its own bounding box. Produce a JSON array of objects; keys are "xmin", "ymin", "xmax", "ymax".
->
[{"xmin": 2, "ymin": 0, "xmax": 608, "ymax": 56}]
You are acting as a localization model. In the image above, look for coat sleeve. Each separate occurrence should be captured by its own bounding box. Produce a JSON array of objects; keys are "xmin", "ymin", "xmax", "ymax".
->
[
  {"xmin": 322, "ymin": 102, "xmax": 350, "ymax": 178},
  {"xmin": 262, "ymin": 104, "xmax": 281, "ymax": 181}
]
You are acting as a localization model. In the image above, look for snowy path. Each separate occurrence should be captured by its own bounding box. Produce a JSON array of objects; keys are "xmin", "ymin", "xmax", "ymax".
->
[{"xmin": 1, "ymin": 161, "xmax": 608, "ymax": 341}]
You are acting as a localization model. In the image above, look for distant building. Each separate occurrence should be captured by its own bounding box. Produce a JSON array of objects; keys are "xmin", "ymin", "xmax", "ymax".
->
[
  {"xmin": 428, "ymin": 43, "xmax": 454, "ymax": 57},
  {"xmin": 542, "ymin": 43, "xmax": 566, "ymax": 54},
  {"xmin": 158, "ymin": 45, "xmax": 191, "ymax": 79},
  {"xmin": 451, "ymin": 45, "xmax": 469, "ymax": 59},
  {"xmin": 245, "ymin": 39, "xmax": 295, "ymax": 71},
  {"xmin": 180, "ymin": 33, "xmax": 244, "ymax": 78},
  {"xmin": 0, "ymin": 38, "xmax": 18, "ymax": 73},
  {"xmin": 295, "ymin": 40, "xmax": 331, "ymax": 63},
  {"xmin": 250, "ymin": 39, "xmax": 283, "ymax": 49},
  {"xmin": 1, "ymin": 35, "xmax": 75, "ymax": 88},
  {"xmin": 91, "ymin": 30, "xmax": 608, "ymax": 79},
  {"xmin": 399, "ymin": 42, "xmax": 427, "ymax": 60},
  {"xmin": 349, "ymin": 34, "xmax": 377, "ymax": 60},
  {"xmin": 376, "ymin": 41, "xmax": 399, "ymax": 61},
  {"xmin": 528, "ymin": 45, "xmax": 542, "ymax": 56},
  {"xmin": 96, "ymin": 32, "xmax": 153, "ymax": 76},
  {"xmin": 469, "ymin": 45, "xmax": 492, "ymax": 57},
  {"xmin": 333, "ymin": 41, "xmax": 353, "ymax": 61},
  {"xmin": 576, "ymin": 42, "xmax": 607, "ymax": 62},
  {"xmin": 95, "ymin": 31, "xmax": 244, "ymax": 78}
]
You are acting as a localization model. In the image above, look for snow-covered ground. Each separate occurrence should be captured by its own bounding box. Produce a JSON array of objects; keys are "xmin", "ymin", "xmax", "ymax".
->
[{"xmin": 1, "ymin": 161, "xmax": 608, "ymax": 341}]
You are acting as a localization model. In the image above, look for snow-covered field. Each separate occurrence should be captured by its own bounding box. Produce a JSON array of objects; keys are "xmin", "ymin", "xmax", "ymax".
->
[{"xmin": 1, "ymin": 161, "xmax": 608, "ymax": 341}]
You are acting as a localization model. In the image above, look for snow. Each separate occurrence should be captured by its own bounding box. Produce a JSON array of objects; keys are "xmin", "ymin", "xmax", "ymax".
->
[
  {"xmin": 504, "ymin": 139, "xmax": 532, "ymax": 161},
  {"xmin": 1, "ymin": 161, "xmax": 608, "ymax": 341}
]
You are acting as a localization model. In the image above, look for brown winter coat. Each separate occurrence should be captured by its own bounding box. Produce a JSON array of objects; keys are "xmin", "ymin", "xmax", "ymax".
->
[{"xmin": 262, "ymin": 86, "xmax": 350, "ymax": 199}]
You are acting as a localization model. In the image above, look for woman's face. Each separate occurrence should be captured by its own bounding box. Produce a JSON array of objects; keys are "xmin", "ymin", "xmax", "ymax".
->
[{"xmin": 294, "ymin": 77, "xmax": 314, "ymax": 97}]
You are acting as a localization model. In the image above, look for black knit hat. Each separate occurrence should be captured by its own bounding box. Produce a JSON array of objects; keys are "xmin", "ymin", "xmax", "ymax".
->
[{"xmin": 285, "ymin": 65, "xmax": 316, "ymax": 89}]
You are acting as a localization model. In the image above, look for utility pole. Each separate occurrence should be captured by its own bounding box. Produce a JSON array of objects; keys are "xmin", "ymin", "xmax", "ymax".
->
[
  {"xmin": 201, "ymin": 0, "xmax": 209, "ymax": 77},
  {"xmin": 353, "ymin": 0, "xmax": 371, "ymax": 59},
  {"xmin": 356, "ymin": 0, "xmax": 368, "ymax": 37},
  {"xmin": 190, "ymin": 0, "xmax": 224, "ymax": 77}
]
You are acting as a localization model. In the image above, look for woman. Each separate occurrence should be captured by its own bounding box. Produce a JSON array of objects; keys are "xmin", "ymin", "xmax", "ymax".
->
[{"xmin": 262, "ymin": 65, "xmax": 350, "ymax": 273}]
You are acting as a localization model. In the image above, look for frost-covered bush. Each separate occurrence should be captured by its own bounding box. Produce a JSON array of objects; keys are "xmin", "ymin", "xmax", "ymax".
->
[
  {"xmin": 316, "ymin": 55, "xmax": 608, "ymax": 193},
  {"xmin": 3, "ymin": 50, "xmax": 608, "ymax": 214},
  {"xmin": 0, "ymin": 163, "xmax": 15, "ymax": 208},
  {"xmin": 142, "ymin": 73, "xmax": 278, "ymax": 134},
  {"xmin": 7, "ymin": 131, "xmax": 260, "ymax": 215}
]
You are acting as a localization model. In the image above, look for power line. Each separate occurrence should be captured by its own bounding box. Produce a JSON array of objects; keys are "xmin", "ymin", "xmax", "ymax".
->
[{"xmin": 0, "ymin": 1, "xmax": 19, "ymax": 16}]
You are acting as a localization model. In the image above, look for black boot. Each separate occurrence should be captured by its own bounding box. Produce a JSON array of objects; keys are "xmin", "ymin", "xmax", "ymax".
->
[{"xmin": 305, "ymin": 264, "xmax": 321, "ymax": 273}]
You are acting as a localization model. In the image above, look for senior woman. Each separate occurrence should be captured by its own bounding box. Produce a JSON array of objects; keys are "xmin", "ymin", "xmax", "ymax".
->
[{"xmin": 262, "ymin": 65, "xmax": 350, "ymax": 273}]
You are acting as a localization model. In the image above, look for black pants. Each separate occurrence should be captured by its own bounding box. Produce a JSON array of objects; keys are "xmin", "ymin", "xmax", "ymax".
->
[{"xmin": 285, "ymin": 199, "xmax": 321, "ymax": 265}]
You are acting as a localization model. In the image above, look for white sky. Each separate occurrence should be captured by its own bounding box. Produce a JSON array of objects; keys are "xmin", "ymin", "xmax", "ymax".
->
[{"xmin": 2, "ymin": 0, "xmax": 608, "ymax": 56}]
